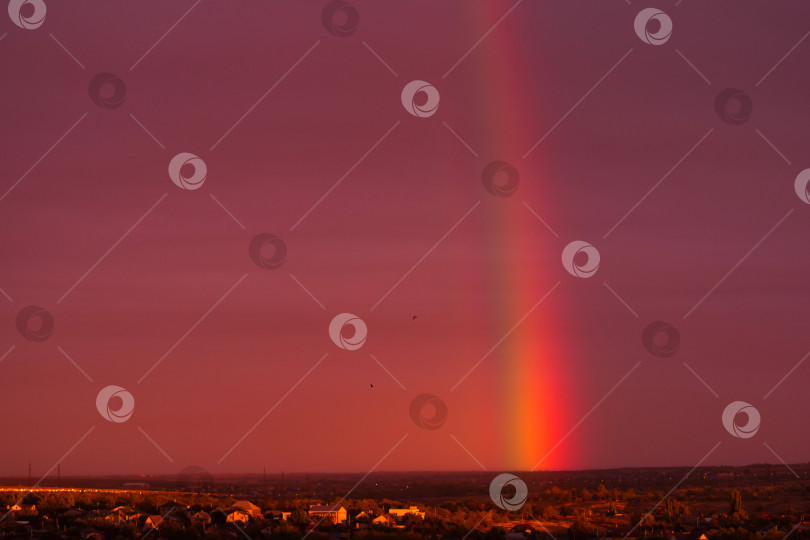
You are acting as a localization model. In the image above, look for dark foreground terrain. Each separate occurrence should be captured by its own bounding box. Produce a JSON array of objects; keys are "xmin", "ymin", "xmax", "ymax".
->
[{"xmin": 1, "ymin": 464, "xmax": 808, "ymax": 540}]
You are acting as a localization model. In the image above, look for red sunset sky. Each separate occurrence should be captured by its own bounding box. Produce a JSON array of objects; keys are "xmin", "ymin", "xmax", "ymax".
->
[{"xmin": 1, "ymin": 1, "xmax": 809, "ymax": 477}]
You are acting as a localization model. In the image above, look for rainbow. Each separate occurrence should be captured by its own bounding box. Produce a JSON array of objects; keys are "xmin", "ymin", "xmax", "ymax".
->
[{"xmin": 467, "ymin": 3, "xmax": 571, "ymax": 471}]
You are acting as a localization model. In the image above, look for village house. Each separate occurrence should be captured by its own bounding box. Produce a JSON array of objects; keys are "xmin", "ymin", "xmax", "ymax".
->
[
  {"xmin": 228, "ymin": 500, "xmax": 263, "ymax": 519},
  {"xmin": 224, "ymin": 508, "xmax": 252, "ymax": 524},
  {"xmin": 372, "ymin": 514, "xmax": 393, "ymax": 526},
  {"xmin": 388, "ymin": 506, "xmax": 425, "ymax": 520},
  {"xmin": 188, "ymin": 510, "xmax": 212, "ymax": 527},
  {"xmin": 143, "ymin": 515, "xmax": 163, "ymax": 531},
  {"xmin": 309, "ymin": 504, "xmax": 348, "ymax": 524}
]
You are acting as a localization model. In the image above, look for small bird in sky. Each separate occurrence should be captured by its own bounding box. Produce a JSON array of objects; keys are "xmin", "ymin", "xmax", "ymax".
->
[
  {"xmin": 412, "ymin": 315, "xmax": 417, "ymax": 320},
  {"xmin": 370, "ymin": 383, "xmax": 374, "ymax": 388}
]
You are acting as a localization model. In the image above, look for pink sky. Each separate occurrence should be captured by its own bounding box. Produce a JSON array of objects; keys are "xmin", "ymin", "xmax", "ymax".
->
[{"xmin": 1, "ymin": 1, "xmax": 809, "ymax": 477}]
